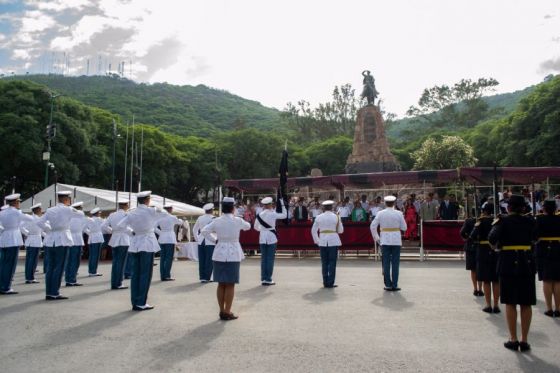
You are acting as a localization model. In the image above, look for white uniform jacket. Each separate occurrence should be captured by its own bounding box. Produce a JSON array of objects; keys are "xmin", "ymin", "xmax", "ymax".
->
[
  {"xmin": 370, "ymin": 207, "xmax": 407, "ymax": 246},
  {"xmin": 102, "ymin": 209, "xmax": 132, "ymax": 247},
  {"xmin": 85, "ymin": 216, "xmax": 105, "ymax": 244},
  {"xmin": 0, "ymin": 207, "xmax": 33, "ymax": 248},
  {"xmin": 201, "ymin": 213, "xmax": 250, "ymax": 262},
  {"xmin": 193, "ymin": 214, "xmax": 216, "ymax": 245},
  {"xmin": 254, "ymin": 205, "xmax": 287, "ymax": 245},
  {"xmin": 38, "ymin": 204, "xmax": 85, "ymax": 247},
  {"xmin": 156, "ymin": 214, "xmax": 183, "ymax": 245},
  {"xmin": 69, "ymin": 215, "xmax": 88, "ymax": 246},
  {"xmin": 117, "ymin": 205, "xmax": 168, "ymax": 253},
  {"xmin": 20, "ymin": 214, "xmax": 47, "ymax": 248},
  {"xmin": 311, "ymin": 211, "xmax": 344, "ymax": 247}
]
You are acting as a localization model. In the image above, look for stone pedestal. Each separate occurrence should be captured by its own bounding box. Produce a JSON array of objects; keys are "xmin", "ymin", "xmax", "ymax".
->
[{"xmin": 345, "ymin": 105, "xmax": 399, "ymax": 173}]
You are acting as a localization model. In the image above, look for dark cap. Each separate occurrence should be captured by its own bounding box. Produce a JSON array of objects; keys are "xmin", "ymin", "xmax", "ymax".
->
[
  {"xmin": 543, "ymin": 200, "xmax": 557, "ymax": 211},
  {"xmin": 482, "ymin": 203, "xmax": 493, "ymax": 214},
  {"xmin": 508, "ymin": 194, "xmax": 525, "ymax": 209}
]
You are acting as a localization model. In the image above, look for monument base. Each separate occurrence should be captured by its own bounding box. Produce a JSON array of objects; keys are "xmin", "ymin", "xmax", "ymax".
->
[{"xmin": 345, "ymin": 105, "xmax": 400, "ymax": 174}]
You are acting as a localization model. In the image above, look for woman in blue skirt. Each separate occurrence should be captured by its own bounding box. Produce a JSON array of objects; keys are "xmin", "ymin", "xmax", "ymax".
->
[{"xmin": 201, "ymin": 197, "xmax": 250, "ymax": 321}]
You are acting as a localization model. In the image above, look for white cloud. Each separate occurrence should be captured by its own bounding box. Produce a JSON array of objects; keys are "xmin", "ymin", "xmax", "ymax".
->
[
  {"xmin": 539, "ymin": 57, "xmax": 560, "ymax": 73},
  {"xmin": 33, "ymin": 0, "xmax": 91, "ymax": 12}
]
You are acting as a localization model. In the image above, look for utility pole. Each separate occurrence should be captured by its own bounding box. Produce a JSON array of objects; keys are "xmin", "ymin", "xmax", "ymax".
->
[{"xmin": 43, "ymin": 92, "xmax": 63, "ymax": 188}]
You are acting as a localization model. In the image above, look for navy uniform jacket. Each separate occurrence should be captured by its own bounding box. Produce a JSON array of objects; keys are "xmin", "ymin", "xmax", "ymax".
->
[
  {"xmin": 489, "ymin": 213, "xmax": 536, "ymax": 277},
  {"xmin": 534, "ymin": 214, "xmax": 560, "ymax": 261},
  {"xmin": 470, "ymin": 216, "xmax": 494, "ymax": 243},
  {"xmin": 460, "ymin": 217, "xmax": 476, "ymax": 252}
]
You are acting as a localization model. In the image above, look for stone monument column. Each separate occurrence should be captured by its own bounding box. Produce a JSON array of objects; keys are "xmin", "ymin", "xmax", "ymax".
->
[{"xmin": 345, "ymin": 104, "xmax": 400, "ymax": 173}]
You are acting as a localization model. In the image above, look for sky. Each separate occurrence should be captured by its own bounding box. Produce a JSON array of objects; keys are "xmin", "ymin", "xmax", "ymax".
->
[{"xmin": 0, "ymin": 0, "xmax": 559, "ymax": 117}]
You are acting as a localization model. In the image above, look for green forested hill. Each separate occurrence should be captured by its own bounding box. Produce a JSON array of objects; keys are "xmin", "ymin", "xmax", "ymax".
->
[
  {"xmin": 386, "ymin": 85, "xmax": 535, "ymax": 139},
  {"xmin": 8, "ymin": 74, "xmax": 284, "ymax": 137}
]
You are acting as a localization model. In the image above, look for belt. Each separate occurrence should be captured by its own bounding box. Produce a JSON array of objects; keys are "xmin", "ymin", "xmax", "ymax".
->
[
  {"xmin": 321, "ymin": 230, "xmax": 337, "ymax": 234},
  {"xmin": 478, "ymin": 240, "xmax": 490, "ymax": 245},
  {"xmin": 539, "ymin": 237, "xmax": 560, "ymax": 242},
  {"xmin": 381, "ymin": 228, "xmax": 400, "ymax": 232},
  {"xmin": 502, "ymin": 245, "xmax": 531, "ymax": 251}
]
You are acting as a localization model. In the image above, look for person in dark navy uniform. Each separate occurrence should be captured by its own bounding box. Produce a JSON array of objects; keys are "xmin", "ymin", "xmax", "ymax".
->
[
  {"xmin": 534, "ymin": 200, "xmax": 560, "ymax": 318},
  {"xmin": 460, "ymin": 216, "xmax": 483, "ymax": 296},
  {"xmin": 489, "ymin": 194, "xmax": 536, "ymax": 352},
  {"xmin": 470, "ymin": 204, "xmax": 500, "ymax": 313}
]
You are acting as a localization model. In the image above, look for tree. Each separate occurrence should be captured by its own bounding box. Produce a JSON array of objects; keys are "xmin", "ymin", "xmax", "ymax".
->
[
  {"xmin": 412, "ymin": 135, "xmax": 477, "ymax": 170},
  {"xmin": 407, "ymin": 78, "xmax": 499, "ymax": 129}
]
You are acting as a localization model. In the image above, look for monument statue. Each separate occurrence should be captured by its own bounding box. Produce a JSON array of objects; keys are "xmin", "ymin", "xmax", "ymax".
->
[
  {"xmin": 361, "ymin": 70, "xmax": 379, "ymax": 106},
  {"xmin": 346, "ymin": 71, "xmax": 399, "ymax": 173}
]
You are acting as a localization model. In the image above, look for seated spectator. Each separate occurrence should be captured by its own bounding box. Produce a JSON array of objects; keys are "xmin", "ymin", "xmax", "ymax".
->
[
  {"xmin": 351, "ymin": 200, "xmax": 368, "ymax": 222},
  {"xmin": 293, "ymin": 197, "xmax": 309, "ymax": 222},
  {"xmin": 337, "ymin": 196, "xmax": 352, "ymax": 222},
  {"xmin": 369, "ymin": 196, "xmax": 384, "ymax": 221}
]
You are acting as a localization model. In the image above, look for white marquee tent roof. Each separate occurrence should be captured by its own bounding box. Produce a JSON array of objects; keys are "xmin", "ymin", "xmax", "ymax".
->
[{"xmin": 20, "ymin": 183, "xmax": 205, "ymax": 217}]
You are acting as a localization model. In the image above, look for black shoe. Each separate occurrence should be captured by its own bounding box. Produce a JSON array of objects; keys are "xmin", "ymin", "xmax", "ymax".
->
[
  {"xmin": 221, "ymin": 312, "xmax": 238, "ymax": 321},
  {"xmin": 482, "ymin": 306, "xmax": 493, "ymax": 313},
  {"xmin": 162, "ymin": 278, "xmax": 175, "ymax": 281},
  {"xmin": 65, "ymin": 283, "xmax": 83, "ymax": 287},
  {"xmin": 544, "ymin": 310, "xmax": 554, "ymax": 317},
  {"xmin": 384, "ymin": 287, "xmax": 394, "ymax": 291},
  {"xmin": 493, "ymin": 306, "xmax": 501, "ymax": 314},
  {"xmin": 554, "ymin": 310, "xmax": 560, "ymax": 318},
  {"xmin": 504, "ymin": 340, "xmax": 519, "ymax": 351},
  {"xmin": 0, "ymin": 289, "xmax": 18, "ymax": 295},
  {"xmin": 476, "ymin": 290, "xmax": 484, "ymax": 297},
  {"xmin": 392, "ymin": 287, "xmax": 401, "ymax": 291},
  {"xmin": 55, "ymin": 295, "xmax": 69, "ymax": 300},
  {"xmin": 325, "ymin": 285, "xmax": 338, "ymax": 288},
  {"xmin": 519, "ymin": 342, "xmax": 531, "ymax": 352},
  {"xmin": 132, "ymin": 305, "xmax": 143, "ymax": 311},
  {"xmin": 46, "ymin": 295, "xmax": 58, "ymax": 301},
  {"xmin": 25, "ymin": 280, "xmax": 40, "ymax": 284}
]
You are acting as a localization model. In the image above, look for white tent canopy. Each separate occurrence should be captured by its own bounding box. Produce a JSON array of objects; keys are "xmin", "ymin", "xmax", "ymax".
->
[{"xmin": 20, "ymin": 183, "xmax": 205, "ymax": 217}]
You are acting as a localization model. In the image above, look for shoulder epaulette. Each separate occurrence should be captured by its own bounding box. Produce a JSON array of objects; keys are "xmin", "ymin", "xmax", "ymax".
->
[
  {"xmin": 492, "ymin": 216, "xmax": 501, "ymax": 225},
  {"xmin": 474, "ymin": 218, "xmax": 481, "ymax": 227}
]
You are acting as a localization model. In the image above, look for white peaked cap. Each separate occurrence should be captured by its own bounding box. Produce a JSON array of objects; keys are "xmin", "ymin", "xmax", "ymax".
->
[
  {"xmin": 222, "ymin": 197, "xmax": 235, "ymax": 203},
  {"xmin": 71, "ymin": 201, "xmax": 84, "ymax": 207},
  {"xmin": 261, "ymin": 197, "xmax": 273, "ymax": 205},
  {"xmin": 118, "ymin": 199, "xmax": 129, "ymax": 205},
  {"xmin": 57, "ymin": 191, "xmax": 72, "ymax": 196},
  {"xmin": 90, "ymin": 207, "xmax": 101, "ymax": 215},
  {"xmin": 203, "ymin": 203, "xmax": 214, "ymax": 211},
  {"xmin": 137, "ymin": 190, "xmax": 152, "ymax": 198},
  {"xmin": 5, "ymin": 193, "xmax": 20, "ymax": 201},
  {"xmin": 384, "ymin": 196, "xmax": 397, "ymax": 202},
  {"xmin": 31, "ymin": 203, "xmax": 42, "ymax": 210},
  {"xmin": 322, "ymin": 200, "xmax": 335, "ymax": 206}
]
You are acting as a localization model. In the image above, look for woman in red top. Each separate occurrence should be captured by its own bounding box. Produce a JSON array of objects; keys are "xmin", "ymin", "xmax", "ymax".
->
[{"xmin": 404, "ymin": 198, "xmax": 418, "ymax": 240}]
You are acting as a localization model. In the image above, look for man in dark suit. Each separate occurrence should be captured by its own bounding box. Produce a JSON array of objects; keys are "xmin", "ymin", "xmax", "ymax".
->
[
  {"xmin": 439, "ymin": 194, "xmax": 460, "ymax": 220},
  {"xmin": 293, "ymin": 197, "xmax": 309, "ymax": 223}
]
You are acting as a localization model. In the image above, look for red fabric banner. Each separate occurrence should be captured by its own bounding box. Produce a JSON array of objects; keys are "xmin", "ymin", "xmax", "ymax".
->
[{"xmin": 421, "ymin": 220, "xmax": 464, "ymax": 251}]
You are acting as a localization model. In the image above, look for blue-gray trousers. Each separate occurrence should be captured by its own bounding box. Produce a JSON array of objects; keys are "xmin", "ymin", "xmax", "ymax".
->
[{"xmin": 129, "ymin": 251, "xmax": 154, "ymax": 307}]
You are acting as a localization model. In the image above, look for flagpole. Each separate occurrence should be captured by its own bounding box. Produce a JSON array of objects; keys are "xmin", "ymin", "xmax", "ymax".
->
[
  {"xmin": 123, "ymin": 120, "xmax": 128, "ymax": 192},
  {"xmin": 129, "ymin": 115, "xmax": 134, "ymax": 204}
]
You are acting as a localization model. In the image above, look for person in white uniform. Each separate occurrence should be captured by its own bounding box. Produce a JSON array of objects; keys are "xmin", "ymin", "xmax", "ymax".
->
[
  {"xmin": 254, "ymin": 196, "xmax": 286, "ymax": 285},
  {"xmin": 192, "ymin": 203, "xmax": 216, "ymax": 283},
  {"xmin": 21, "ymin": 203, "xmax": 47, "ymax": 284},
  {"xmin": 102, "ymin": 200, "xmax": 131, "ymax": 289},
  {"xmin": 0, "ymin": 193, "xmax": 34, "ymax": 294},
  {"xmin": 85, "ymin": 207, "xmax": 105, "ymax": 277},
  {"xmin": 37, "ymin": 191, "xmax": 85, "ymax": 300},
  {"xmin": 155, "ymin": 204, "xmax": 183, "ymax": 281},
  {"xmin": 65, "ymin": 201, "xmax": 88, "ymax": 286},
  {"xmin": 311, "ymin": 200, "xmax": 344, "ymax": 288},
  {"xmin": 201, "ymin": 197, "xmax": 251, "ymax": 321},
  {"xmin": 117, "ymin": 191, "xmax": 168, "ymax": 311},
  {"xmin": 370, "ymin": 195, "xmax": 407, "ymax": 291}
]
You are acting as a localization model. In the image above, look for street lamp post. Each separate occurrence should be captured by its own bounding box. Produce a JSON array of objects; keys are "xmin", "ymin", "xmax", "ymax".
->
[{"xmin": 44, "ymin": 92, "xmax": 63, "ymax": 188}]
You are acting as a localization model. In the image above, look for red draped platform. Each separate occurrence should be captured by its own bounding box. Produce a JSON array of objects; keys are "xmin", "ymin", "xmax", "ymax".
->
[{"xmin": 238, "ymin": 220, "xmax": 464, "ymax": 253}]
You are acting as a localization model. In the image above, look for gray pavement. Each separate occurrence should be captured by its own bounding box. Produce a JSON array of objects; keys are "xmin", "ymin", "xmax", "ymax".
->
[{"xmin": 1, "ymin": 257, "xmax": 559, "ymax": 373}]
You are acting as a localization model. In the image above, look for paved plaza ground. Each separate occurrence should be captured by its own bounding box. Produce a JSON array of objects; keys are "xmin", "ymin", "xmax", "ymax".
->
[{"xmin": 1, "ymin": 257, "xmax": 559, "ymax": 373}]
